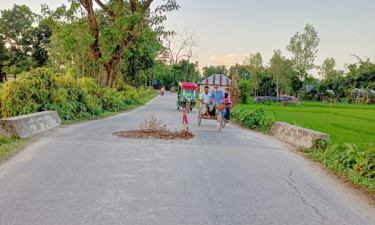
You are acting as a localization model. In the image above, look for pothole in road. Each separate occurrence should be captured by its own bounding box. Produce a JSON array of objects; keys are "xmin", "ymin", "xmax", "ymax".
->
[{"xmin": 113, "ymin": 115, "xmax": 195, "ymax": 140}]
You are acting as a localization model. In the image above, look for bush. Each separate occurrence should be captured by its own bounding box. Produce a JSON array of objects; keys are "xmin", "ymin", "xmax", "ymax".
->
[
  {"xmin": 231, "ymin": 107, "xmax": 275, "ymax": 131},
  {"xmin": 100, "ymin": 87, "xmax": 126, "ymax": 112},
  {"xmin": 307, "ymin": 143, "xmax": 375, "ymax": 191},
  {"xmin": 238, "ymin": 80, "xmax": 254, "ymax": 104},
  {"xmin": 0, "ymin": 67, "xmax": 153, "ymax": 121},
  {"xmin": 316, "ymin": 144, "xmax": 375, "ymax": 178}
]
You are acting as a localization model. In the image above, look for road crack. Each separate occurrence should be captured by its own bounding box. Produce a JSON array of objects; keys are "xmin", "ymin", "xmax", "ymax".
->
[{"xmin": 285, "ymin": 170, "xmax": 327, "ymax": 224}]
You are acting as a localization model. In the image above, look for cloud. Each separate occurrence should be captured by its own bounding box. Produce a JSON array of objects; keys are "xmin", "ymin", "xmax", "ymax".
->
[{"xmin": 209, "ymin": 54, "xmax": 248, "ymax": 66}]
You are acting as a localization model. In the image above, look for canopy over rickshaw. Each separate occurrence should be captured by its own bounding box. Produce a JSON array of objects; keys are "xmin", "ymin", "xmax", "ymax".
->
[{"xmin": 177, "ymin": 82, "xmax": 197, "ymax": 111}]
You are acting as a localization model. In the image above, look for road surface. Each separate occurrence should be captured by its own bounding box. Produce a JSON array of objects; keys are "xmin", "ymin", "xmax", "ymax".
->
[{"xmin": 0, "ymin": 93, "xmax": 374, "ymax": 225}]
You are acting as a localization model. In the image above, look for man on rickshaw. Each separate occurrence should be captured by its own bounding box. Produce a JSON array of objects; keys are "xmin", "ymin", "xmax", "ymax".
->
[
  {"xmin": 200, "ymin": 84, "xmax": 225, "ymax": 118},
  {"xmin": 210, "ymin": 84, "xmax": 225, "ymax": 106},
  {"xmin": 199, "ymin": 86, "xmax": 211, "ymax": 118}
]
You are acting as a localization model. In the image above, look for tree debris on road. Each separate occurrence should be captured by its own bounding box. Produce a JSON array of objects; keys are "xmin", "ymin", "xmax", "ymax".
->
[{"xmin": 114, "ymin": 115, "xmax": 194, "ymax": 140}]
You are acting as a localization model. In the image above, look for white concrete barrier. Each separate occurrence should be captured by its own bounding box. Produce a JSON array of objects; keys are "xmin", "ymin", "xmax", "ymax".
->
[
  {"xmin": 271, "ymin": 122, "xmax": 330, "ymax": 148},
  {"xmin": 0, "ymin": 111, "xmax": 61, "ymax": 138}
]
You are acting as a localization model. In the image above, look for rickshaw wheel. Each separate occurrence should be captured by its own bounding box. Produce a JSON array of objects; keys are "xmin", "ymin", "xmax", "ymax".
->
[
  {"xmin": 217, "ymin": 115, "xmax": 222, "ymax": 132},
  {"xmin": 198, "ymin": 109, "xmax": 202, "ymax": 126},
  {"xmin": 221, "ymin": 117, "xmax": 226, "ymax": 128},
  {"xmin": 177, "ymin": 106, "xmax": 179, "ymax": 110}
]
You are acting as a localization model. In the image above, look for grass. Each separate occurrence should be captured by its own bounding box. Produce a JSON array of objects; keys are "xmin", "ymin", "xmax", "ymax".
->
[
  {"xmin": 237, "ymin": 101, "xmax": 375, "ymax": 145},
  {"xmin": 0, "ymin": 138, "xmax": 30, "ymax": 163}
]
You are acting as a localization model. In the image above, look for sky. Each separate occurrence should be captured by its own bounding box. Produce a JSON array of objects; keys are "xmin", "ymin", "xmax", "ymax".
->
[{"xmin": 1, "ymin": 0, "xmax": 374, "ymax": 76}]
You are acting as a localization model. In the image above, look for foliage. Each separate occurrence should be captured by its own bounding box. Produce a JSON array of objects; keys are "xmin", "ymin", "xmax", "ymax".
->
[
  {"xmin": 0, "ymin": 5, "xmax": 51, "ymax": 77},
  {"xmin": 231, "ymin": 107, "xmax": 275, "ymax": 131},
  {"xmin": 319, "ymin": 57, "xmax": 343, "ymax": 81},
  {"xmin": 244, "ymin": 52, "xmax": 263, "ymax": 75},
  {"xmin": 287, "ymin": 23, "xmax": 320, "ymax": 72},
  {"xmin": 0, "ymin": 67, "xmax": 154, "ymax": 121},
  {"xmin": 152, "ymin": 59, "xmax": 200, "ymax": 89},
  {"xmin": 0, "ymin": 5, "xmax": 35, "ymax": 54},
  {"xmin": 45, "ymin": 0, "xmax": 179, "ymax": 88},
  {"xmin": 268, "ymin": 50, "xmax": 293, "ymax": 97},
  {"xmin": 306, "ymin": 143, "xmax": 375, "ymax": 191},
  {"xmin": 311, "ymin": 137, "xmax": 330, "ymax": 150},
  {"xmin": 121, "ymin": 26, "xmax": 161, "ymax": 87},
  {"xmin": 238, "ymin": 79, "xmax": 254, "ymax": 103},
  {"xmin": 202, "ymin": 65, "xmax": 228, "ymax": 79}
]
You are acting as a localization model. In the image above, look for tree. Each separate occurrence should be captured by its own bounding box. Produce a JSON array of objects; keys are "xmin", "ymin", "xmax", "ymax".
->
[
  {"xmin": 160, "ymin": 26, "xmax": 198, "ymax": 85},
  {"xmin": 268, "ymin": 50, "xmax": 293, "ymax": 98},
  {"xmin": 0, "ymin": 5, "xmax": 52, "ymax": 76},
  {"xmin": 30, "ymin": 20, "xmax": 52, "ymax": 67},
  {"xmin": 0, "ymin": 5, "xmax": 35, "ymax": 55},
  {"xmin": 287, "ymin": 24, "xmax": 320, "ymax": 74},
  {"xmin": 202, "ymin": 65, "xmax": 228, "ymax": 78},
  {"xmin": 0, "ymin": 36, "xmax": 9, "ymax": 81},
  {"xmin": 238, "ymin": 79, "xmax": 254, "ymax": 104},
  {"xmin": 121, "ymin": 26, "xmax": 162, "ymax": 87},
  {"xmin": 319, "ymin": 57, "xmax": 343, "ymax": 81},
  {"xmin": 161, "ymin": 26, "xmax": 198, "ymax": 65},
  {"xmin": 244, "ymin": 52, "xmax": 263, "ymax": 75},
  {"xmin": 0, "ymin": 5, "xmax": 37, "ymax": 75},
  {"xmin": 243, "ymin": 52, "xmax": 263, "ymax": 97},
  {"xmin": 257, "ymin": 72, "xmax": 277, "ymax": 96},
  {"xmin": 229, "ymin": 64, "xmax": 250, "ymax": 80},
  {"xmin": 50, "ymin": 0, "xmax": 179, "ymax": 88},
  {"xmin": 290, "ymin": 72, "xmax": 303, "ymax": 97}
]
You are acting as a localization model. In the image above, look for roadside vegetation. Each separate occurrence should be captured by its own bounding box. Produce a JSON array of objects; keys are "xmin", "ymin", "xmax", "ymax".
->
[
  {"xmin": 232, "ymin": 101, "xmax": 375, "ymax": 192},
  {"xmin": 304, "ymin": 143, "xmax": 375, "ymax": 192},
  {"xmin": 0, "ymin": 67, "xmax": 156, "ymax": 121},
  {"xmin": 0, "ymin": 67, "xmax": 157, "ymax": 163},
  {"xmin": 0, "ymin": 138, "xmax": 30, "ymax": 163},
  {"xmin": 236, "ymin": 102, "xmax": 375, "ymax": 145}
]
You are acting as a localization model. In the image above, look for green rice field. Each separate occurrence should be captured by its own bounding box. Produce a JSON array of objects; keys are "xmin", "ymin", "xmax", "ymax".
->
[{"xmin": 237, "ymin": 102, "xmax": 375, "ymax": 145}]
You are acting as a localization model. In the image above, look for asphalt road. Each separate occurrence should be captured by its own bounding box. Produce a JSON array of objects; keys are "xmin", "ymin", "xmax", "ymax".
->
[{"xmin": 0, "ymin": 93, "xmax": 374, "ymax": 225}]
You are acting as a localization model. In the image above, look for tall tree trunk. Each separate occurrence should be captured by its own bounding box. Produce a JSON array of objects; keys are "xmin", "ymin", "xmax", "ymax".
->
[
  {"xmin": 108, "ymin": 59, "xmax": 120, "ymax": 88},
  {"xmin": 80, "ymin": 0, "xmax": 153, "ymax": 88},
  {"xmin": 102, "ymin": 64, "xmax": 111, "ymax": 87},
  {"xmin": 276, "ymin": 83, "xmax": 279, "ymax": 99}
]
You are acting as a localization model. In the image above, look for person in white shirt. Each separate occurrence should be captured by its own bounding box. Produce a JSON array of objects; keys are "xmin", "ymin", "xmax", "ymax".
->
[{"xmin": 199, "ymin": 86, "xmax": 211, "ymax": 118}]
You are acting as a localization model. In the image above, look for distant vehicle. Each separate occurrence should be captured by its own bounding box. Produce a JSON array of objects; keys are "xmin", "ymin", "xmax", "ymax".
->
[{"xmin": 177, "ymin": 82, "xmax": 197, "ymax": 111}]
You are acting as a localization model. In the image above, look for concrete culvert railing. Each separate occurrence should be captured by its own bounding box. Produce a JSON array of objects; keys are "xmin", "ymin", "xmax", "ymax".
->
[
  {"xmin": 271, "ymin": 122, "xmax": 330, "ymax": 148},
  {"xmin": 0, "ymin": 111, "xmax": 61, "ymax": 138}
]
